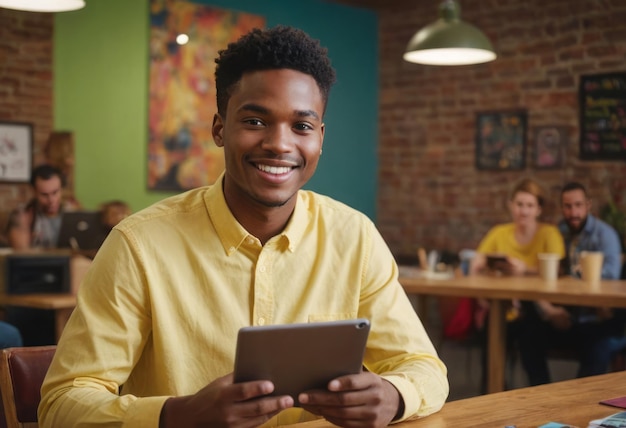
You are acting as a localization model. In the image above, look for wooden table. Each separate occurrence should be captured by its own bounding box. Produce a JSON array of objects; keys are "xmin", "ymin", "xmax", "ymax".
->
[
  {"xmin": 283, "ymin": 371, "xmax": 626, "ymax": 428},
  {"xmin": 398, "ymin": 266, "xmax": 626, "ymax": 394},
  {"xmin": 0, "ymin": 293, "xmax": 77, "ymax": 342}
]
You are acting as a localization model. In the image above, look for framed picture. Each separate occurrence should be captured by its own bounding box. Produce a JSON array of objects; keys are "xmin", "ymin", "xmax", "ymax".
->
[
  {"xmin": 147, "ymin": 0, "xmax": 265, "ymax": 191},
  {"xmin": 475, "ymin": 110, "xmax": 527, "ymax": 171},
  {"xmin": 0, "ymin": 121, "xmax": 33, "ymax": 183},
  {"xmin": 533, "ymin": 126, "xmax": 566, "ymax": 169},
  {"xmin": 579, "ymin": 72, "xmax": 626, "ymax": 160}
]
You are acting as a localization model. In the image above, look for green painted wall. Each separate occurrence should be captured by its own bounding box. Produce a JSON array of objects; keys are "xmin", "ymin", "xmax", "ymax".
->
[{"xmin": 54, "ymin": 0, "xmax": 378, "ymax": 218}]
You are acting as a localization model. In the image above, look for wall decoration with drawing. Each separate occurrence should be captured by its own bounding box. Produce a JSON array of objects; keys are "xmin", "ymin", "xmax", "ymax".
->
[
  {"xmin": 148, "ymin": 0, "xmax": 265, "ymax": 191},
  {"xmin": 579, "ymin": 72, "xmax": 626, "ymax": 161},
  {"xmin": 475, "ymin": 110, "xmax": 527, "ymax": 171},
  {"xmin": 0, "ymin": 121, "xmax": 33, "ymax": 183},
  {"xmin": 533, "ymin": 126, "xmax": 566, "ymax": 169}
]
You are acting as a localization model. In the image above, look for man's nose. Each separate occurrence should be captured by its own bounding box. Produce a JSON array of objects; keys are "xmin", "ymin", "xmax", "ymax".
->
[{"xmin": 263, "ymin": 125, "xmax": 294, "ymax": 153}]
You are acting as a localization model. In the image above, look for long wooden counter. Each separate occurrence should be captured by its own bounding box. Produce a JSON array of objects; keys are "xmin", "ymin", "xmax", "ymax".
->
[
  {"xmin": 398, "ymin": 266, "xmax": 626, "ymax": 393},
  {"xmin": 284, "ymin": 371, "xmax": 626, "ymax": 427}
]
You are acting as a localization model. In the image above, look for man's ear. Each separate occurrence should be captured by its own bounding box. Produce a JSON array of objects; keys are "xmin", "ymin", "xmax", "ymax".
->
[{"xmin": 212, "ymin": 113, "xmax": 224, "ymax": 147}]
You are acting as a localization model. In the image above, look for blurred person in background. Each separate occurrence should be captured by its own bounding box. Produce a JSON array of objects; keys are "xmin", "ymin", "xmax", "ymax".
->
[
  {"xmin": 469, "ymin": 178, "xmax": 565, "ymax": 392},
  {"xmin": 6, "ymin": 164, "xmax": 79, "ymax": 250},
  {"xmin": 99, "ymin": 199, "xmax": 132, "ymax": 234},
  {"xmin": 0, "ymin": 321, "xmax": 23, "ymax": 348},
  {"xmin": 470, "ymin": 178, "xmax": 565, "ymax": 278},
  {"xmin": 5, "ymin": 164, "xmax": 81, "ymax": 346},
  {"xmin": 516, "ymin": 181, "xmax": 625, "ymax": 385}
]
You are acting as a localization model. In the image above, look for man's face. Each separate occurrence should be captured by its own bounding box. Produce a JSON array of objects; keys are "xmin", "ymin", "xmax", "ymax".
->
[
  {"xmin": 212, "ymin": 68, "xmax": 325, "ymax": 210},
  {"xmin": 34, "ymin": 176, "xmax": 63, "ymax": 216},
  {"xmin": 561, "ymin": 189, "xmax": 591, "ymax": 232}
]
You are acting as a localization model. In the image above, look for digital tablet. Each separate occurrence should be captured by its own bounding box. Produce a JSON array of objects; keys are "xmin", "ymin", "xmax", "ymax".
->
[
  {"xmin": 233, "ymin": 318, "xmax": 370, "ymax": 406},
  {"xmin": 486, "ymin": 253, "xmax": 509, "ymax": 270}
]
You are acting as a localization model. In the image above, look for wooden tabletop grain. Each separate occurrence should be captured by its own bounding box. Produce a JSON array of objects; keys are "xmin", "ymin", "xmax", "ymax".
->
[{"xmin": 283, "ymin": 371, "xmax": 626, "ymax": 428}]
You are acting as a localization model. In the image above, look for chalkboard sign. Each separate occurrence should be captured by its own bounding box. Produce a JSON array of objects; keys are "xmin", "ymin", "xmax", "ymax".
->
[{"xmin": 579, "ymin": 72, "xmax": 626, "ymax": 161}]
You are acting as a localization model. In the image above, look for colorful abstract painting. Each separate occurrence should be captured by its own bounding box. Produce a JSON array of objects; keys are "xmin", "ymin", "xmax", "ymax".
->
[{"xmin": 148, "ymin": 0, "xmax": 265, "ymax": 191}]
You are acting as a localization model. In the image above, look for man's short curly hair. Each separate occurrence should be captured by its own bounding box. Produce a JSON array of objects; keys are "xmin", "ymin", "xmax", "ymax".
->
[{"xmin": 215, "ymin": 25, "xmax": 336, "ymax": 116}]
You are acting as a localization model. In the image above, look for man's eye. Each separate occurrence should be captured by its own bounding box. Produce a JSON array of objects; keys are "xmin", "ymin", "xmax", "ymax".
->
[
  {"xmin": 245, "ymin": 119, "xmax": 263, "ymax": 126},
  {"xmin": 294, "ymin": 123, "xmax": 313, "ymax": 131}
]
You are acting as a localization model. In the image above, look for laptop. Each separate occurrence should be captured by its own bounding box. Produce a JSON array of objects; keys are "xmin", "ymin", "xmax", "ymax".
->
[{"xmin": 56, "ymin": 211, "xmax": 107, "ymax": 251}]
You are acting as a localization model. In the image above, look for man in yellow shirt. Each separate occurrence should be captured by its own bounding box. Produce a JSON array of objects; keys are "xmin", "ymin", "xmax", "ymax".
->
[{"xmin": 39, "ymin": 26, "xmax": 448, "ymax": 427}]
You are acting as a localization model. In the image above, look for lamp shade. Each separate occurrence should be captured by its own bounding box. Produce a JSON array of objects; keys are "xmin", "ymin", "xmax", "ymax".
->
[
  {"xmin": 0, "ymin": 0, "xmax": 85, "ymax": 12},
  {"xmin": 404, "ymin": 0, "xmax": 496, "ymax": 66}
]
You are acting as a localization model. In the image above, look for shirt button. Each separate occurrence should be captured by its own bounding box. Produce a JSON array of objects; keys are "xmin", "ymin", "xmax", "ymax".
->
[
  {"xmin": 228, "ymin": 246, "xmax": 236, "ymax": 252},
  {"xmin": 258, "ymin": 317, "xmax": 266, "ymax": 326},
  {"xmin": 247, "ymin": 237, "xmax": 255, "ymax": 244},
  {"xmin": 259, "ymin": 265, "xmax": 266, "ymax": 273}
]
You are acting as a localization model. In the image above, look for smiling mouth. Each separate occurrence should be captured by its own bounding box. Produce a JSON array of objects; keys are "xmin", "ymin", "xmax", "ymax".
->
[{"xmin": 256, "ymin": 164, "xmax": 294, "ymax": 175}]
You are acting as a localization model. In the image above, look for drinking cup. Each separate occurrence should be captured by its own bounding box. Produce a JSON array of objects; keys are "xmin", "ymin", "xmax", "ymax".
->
[
  {"xmin": 537, "ymin": 253, "xmax": 560, "ymax": 282},
  {"xmin": 580, "ymin": 251, "xmax": 603, "ymax": 284}
]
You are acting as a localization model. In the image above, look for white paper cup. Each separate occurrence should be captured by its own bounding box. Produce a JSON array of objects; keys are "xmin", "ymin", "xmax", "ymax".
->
[
  {"xmin": 538, "ymin": 253, "xmax": 560, "ymax": 281},
  {"xmin": 580, "ymin": 251, "xmax": 603, "ymax": 284}
]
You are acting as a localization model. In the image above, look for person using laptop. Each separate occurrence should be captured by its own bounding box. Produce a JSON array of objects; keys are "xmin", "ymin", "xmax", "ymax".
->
[
  {"xmin": 6, "ymin": 164, "xmax": 79, "ymax": 250},
  {"xmin": 39, "ymin": 26, "xmax": 449, "ymax": 427},
  {"xmin": 4, "ymin": 164, "xmax": 82, "ymax": 346}
]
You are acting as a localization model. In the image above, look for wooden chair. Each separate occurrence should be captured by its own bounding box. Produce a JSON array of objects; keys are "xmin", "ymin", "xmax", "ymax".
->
[{"xmin": 0, "ymin": 346, "xmax": 56, "ymax": 428}]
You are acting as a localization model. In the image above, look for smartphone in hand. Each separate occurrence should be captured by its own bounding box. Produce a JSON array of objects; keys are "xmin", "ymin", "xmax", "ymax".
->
[{"xmin": 486, "ymin": 254, "xmax": 511, "ymax": 273}]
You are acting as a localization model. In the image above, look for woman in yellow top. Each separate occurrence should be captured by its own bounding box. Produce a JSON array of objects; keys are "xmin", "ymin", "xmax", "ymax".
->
[
  {"xmin": 471, "ymin": 178, "xmax": 565, "ymax": 276},
  {"xmin": 469, "ymin": 178, "xmax": 565, "ymax": 392}
]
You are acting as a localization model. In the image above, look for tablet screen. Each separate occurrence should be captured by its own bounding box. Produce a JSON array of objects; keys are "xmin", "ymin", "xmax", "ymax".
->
[{"xmin": 233, "ymin": 318, "xmax": 370, "ymax": 405}]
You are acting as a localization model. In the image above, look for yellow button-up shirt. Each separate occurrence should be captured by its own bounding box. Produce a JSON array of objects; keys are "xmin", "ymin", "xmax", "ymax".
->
[{"xmin": 39, "ymin": 175, "xmax": 448, "ymax": 427}]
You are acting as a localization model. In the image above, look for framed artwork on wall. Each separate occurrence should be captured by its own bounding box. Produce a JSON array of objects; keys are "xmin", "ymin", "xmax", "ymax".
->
[
  {"xmin": 579, "ymin": 72, "xmax": 626, "ymax": 161},
  {"xmin": 475, "ymin": 110, "xmax": 527, "ymax": 171},
  {"xmin": 532, "ymin": 126, "xmax": 566, "ymax": 169},
  {"xmin": 0, "ymin": 121, "xmax": 33, "ymax": 183},
  {"xmin": 147, "ymin": 0, "xmax": 265, "ymax": 191}
]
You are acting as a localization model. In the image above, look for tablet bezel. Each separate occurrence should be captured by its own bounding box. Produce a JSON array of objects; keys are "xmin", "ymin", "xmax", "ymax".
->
[{"xmin": 233, "ymin": 318, "xmax": 370, "ymax": 406}]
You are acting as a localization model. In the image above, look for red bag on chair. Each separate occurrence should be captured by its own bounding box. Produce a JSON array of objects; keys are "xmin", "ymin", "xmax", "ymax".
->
[{"xmin": 443, "ymin": 297, "xmax": 475, "ymax": 340}]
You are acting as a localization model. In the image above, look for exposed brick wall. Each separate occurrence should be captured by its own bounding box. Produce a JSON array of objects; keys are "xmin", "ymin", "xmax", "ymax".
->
[
  {"xmin": 0, "ymin": 9, "xmax": 53, "ymax": 227},
  {"xmin": 1, "ymin": 2, "xmax": 625, "ymax": 258},
  {"xmin": 376, "ymin": 0, "xmax": 626, "ymax": 258}
]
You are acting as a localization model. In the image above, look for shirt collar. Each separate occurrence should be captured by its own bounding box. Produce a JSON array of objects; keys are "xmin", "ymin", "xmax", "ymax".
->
[
  {"xmin": 281, "ymin": 191, "xmax": 308, "ymax": 252},
  {"xmin": 205, "ymin": 173, "xmax": 250, "ymax": 255},
  {"xmin": 205, "ymin": 173, "xmax": 308, "ymax": 254},
  {"xmin": 561, "ymin": 213, "xmax": 596, "ymax": 238},
  {"xmin": 582, "ymin": 213, "xmax": 596, "ymax": 233}
]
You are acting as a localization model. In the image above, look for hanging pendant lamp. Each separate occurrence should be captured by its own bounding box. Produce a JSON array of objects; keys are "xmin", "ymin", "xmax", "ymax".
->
[
  {"xmin": 403, "ymin": 0, "xmax": 496, "ymax": 66},
  {"xmin": 0, "ymin": 0, "xmax": 85, "ymax": 12}
]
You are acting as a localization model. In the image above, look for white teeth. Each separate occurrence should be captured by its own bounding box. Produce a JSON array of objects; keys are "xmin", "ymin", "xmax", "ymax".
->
[{"xmin": 257, "ymin": 164, "xmax": 292, "ymax": 175}]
